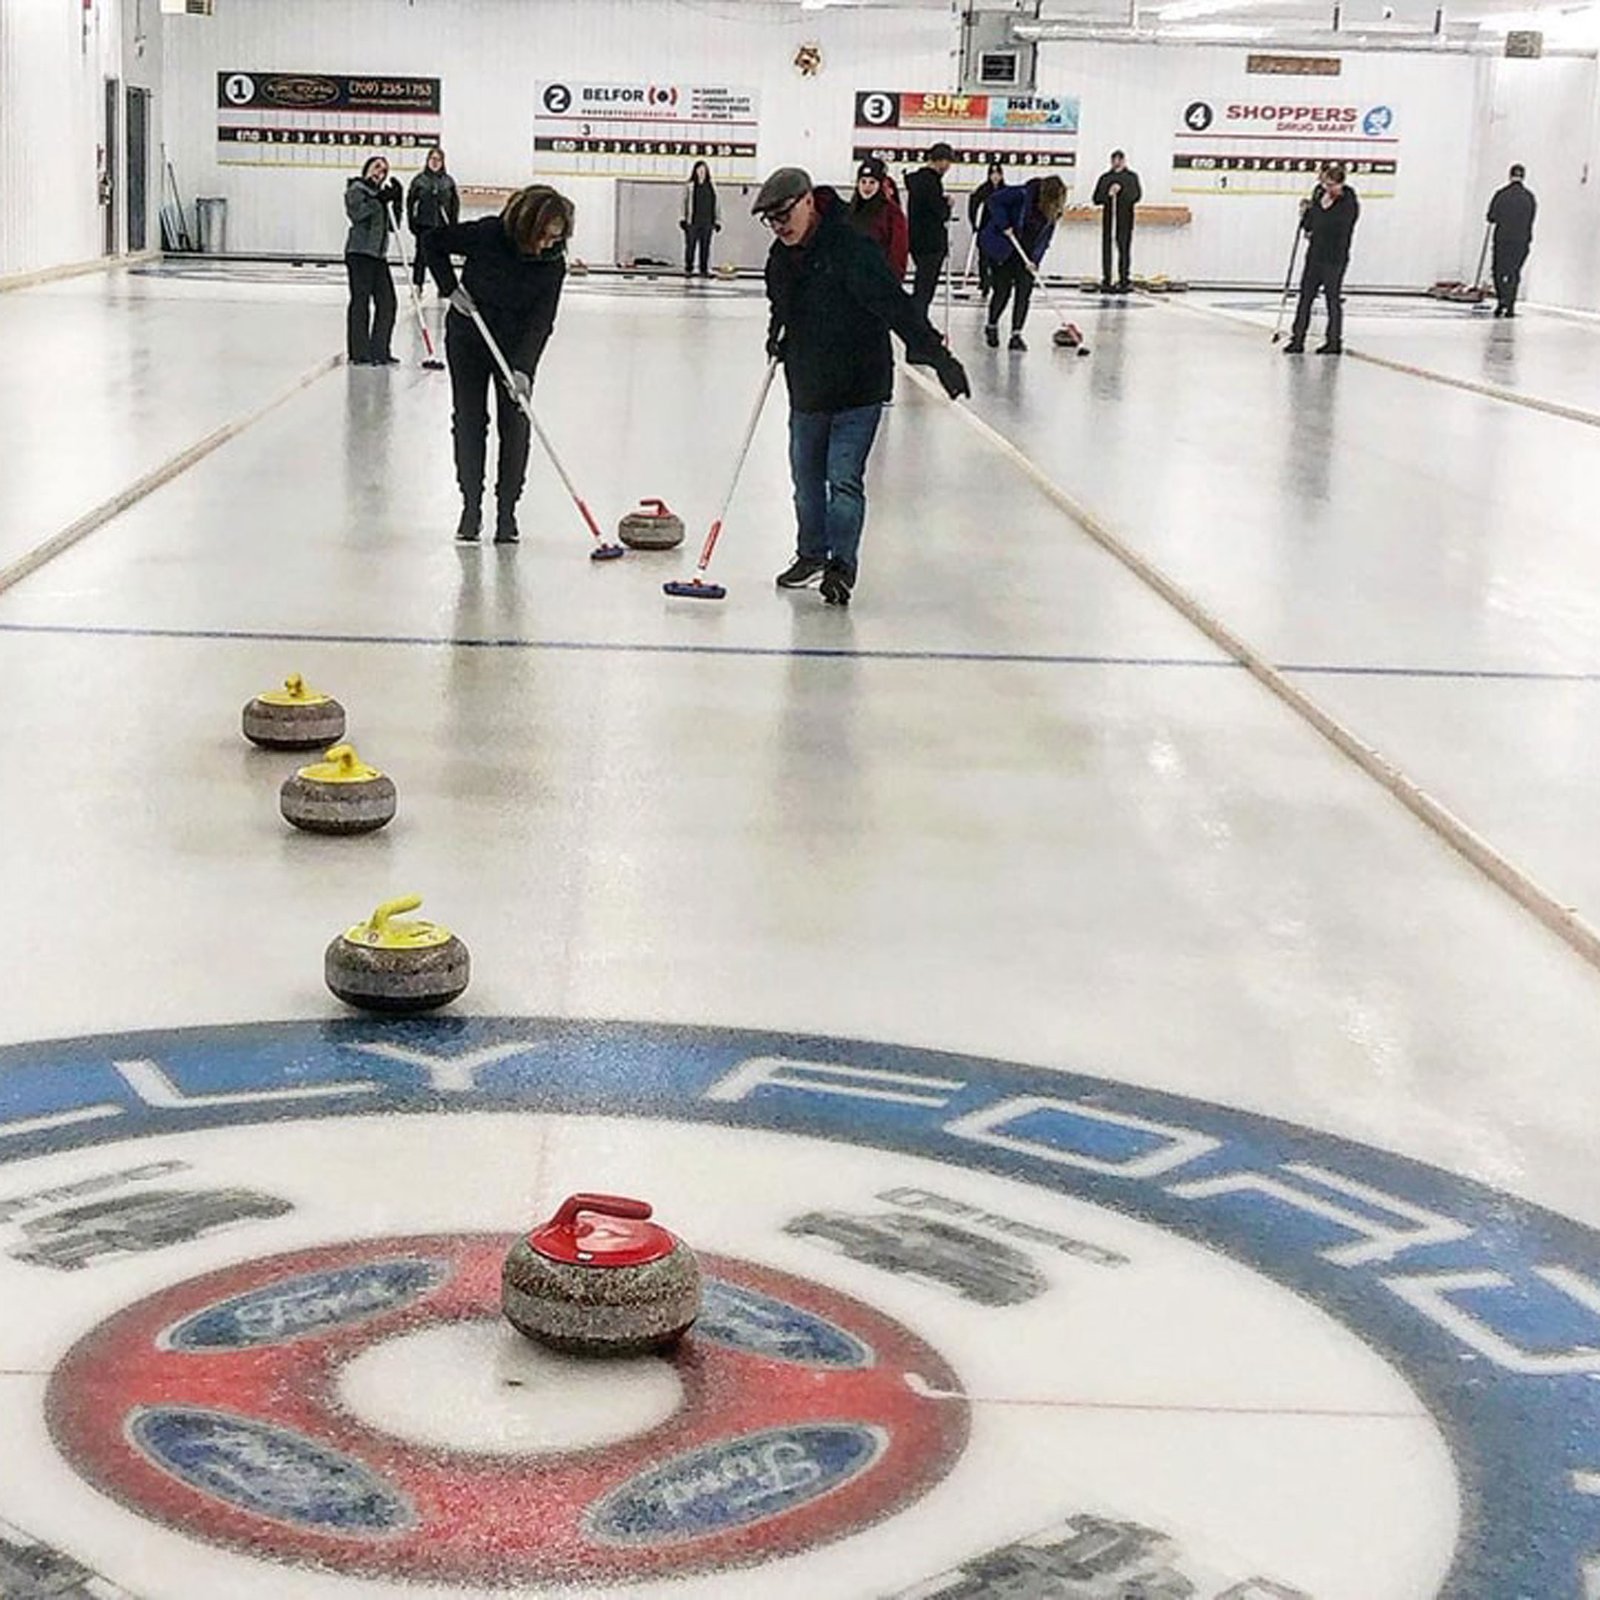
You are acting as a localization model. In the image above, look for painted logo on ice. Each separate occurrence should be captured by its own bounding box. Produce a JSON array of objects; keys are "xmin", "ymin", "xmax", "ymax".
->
[
  {"xmin": 163, "ymin": 1259, "xmax": 445, "ymax": 1350},
  {"xmin": 587, "ymin": 1424, "xmax": 885, "ymax": 1544},
  {"xmin": 696, "ymin": 1280, "xmax": 874, "ymax": 1368},
  {"xmin": 129, "ymin": 1409, "xmax": 412, "ymax": 1534}
]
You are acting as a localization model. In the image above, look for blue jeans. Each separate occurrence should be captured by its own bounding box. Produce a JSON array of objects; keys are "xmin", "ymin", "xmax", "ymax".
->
[{"xmin": 788, "ymin": 403, "xmax": 883, "ymax": 580}]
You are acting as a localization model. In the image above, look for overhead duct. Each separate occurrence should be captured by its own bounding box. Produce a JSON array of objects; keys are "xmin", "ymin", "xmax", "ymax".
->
[
  {"xmin": 961, "ymin": 4, "xmax": 1042, "ymax": 91},
  {"xmin": 1011, "ymin": 15, "xmax": 1598, "ymax": 54}
]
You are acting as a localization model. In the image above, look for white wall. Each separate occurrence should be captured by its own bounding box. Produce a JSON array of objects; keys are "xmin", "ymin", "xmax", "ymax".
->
[
  {"xmin": 1465, "ymin": 53, "xmax": 1600, "ymax": 311},
  {"xmin": 159, "ymin": 0, "xmax": 1596, "ymax": 294},
  {"xmin": 0, "ymin": 0, "xmax": 161, "ymax": 278},
  {"xmin": 160, "ymin": 0, "xmax": 955, "ymax": 266}
]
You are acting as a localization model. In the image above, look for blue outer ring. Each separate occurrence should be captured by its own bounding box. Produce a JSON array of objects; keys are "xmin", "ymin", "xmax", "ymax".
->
[{"xmin": 2, "ymin": 1015, "xmax": 1597, "ymax": 1598}]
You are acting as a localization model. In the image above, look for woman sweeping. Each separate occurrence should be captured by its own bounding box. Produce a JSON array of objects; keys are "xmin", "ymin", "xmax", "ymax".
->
[
  {"xmin": 423, "ymin": 185, "xmax": 574, "ymax": 545},
  {"xmin": 979, "ymin": 173, "xmax": 1067, "ymax": 351}
]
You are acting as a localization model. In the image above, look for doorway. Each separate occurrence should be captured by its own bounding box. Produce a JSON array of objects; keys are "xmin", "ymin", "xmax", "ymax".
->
[
  {"xmin": 126, "ymin": 88, "xmax": 150, "ymax": 253},
  {"xmin": 102, "ymin": 77, "xmax": 120, "ymax": 255}
]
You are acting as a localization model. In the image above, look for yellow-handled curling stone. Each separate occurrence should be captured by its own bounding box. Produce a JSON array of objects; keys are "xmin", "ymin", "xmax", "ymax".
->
[
  {"xmin": 502, "ymin": 1193, "xmax": 702, "ymax": 1356},
  {"xmin": 242, "ymin": 674, "xmax": 346, "ymax": 750},
  {"xmin": 617, "ymin": 498, "xmax": 685, "ymax": 551},
  {"xmin": 324, "ymin": 895, "xmax": 469, "ymax": 1014},
  {"xmin": 280, "ymin": 744, "xmax": 396, "ymax": 835}
]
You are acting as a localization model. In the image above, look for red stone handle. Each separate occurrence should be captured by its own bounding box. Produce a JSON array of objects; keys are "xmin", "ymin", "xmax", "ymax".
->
[
  {"xmin": 547, "ymin": 1193, "xmax": 653, "ymax": 1229},
  {"xmin": 638, "ymin": 498, "xmax": 672, "ymax": 517}
]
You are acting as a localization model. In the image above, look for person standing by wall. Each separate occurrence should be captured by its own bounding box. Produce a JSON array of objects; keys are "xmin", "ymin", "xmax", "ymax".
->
[
  {"xmin": 423, "ymin": 185, "xmax": 573, "ymax": 544},
  {"xmin": 846, "ymin": 158, "xmax": 910, "ymax": 281},
  {"xmin": 978, "ymin": 174, "xmax": 1067, "ymax": 351},
  {"xmin": 754, "ymin": 167, "xmax": 969, "ymax": 607},
  {"xmin": 406, "ymin": 147, "xmax": 459, "ymax": 294},
  {"xmin": 1283, "ymin": 162, "xmax": 1359, "ymax": 356},
  {"xmin": 680, "ymin": 160, "xmax": 720, "ymax": 279},
  {"xmin": 967, "ymin": 162, "xmax": 1005, "ymax": 297},
  {"xmin": 1091, "ymin": 150, "xmax": 1142, "ymax": 294},
  {"xmin": 1486, "ymin": 163, "xmax": 1537, "ymax": 318},
  {"xmin": 344, "ymin": 155, "xmax": 402, "ymax": 365},
  {"xmin": 904, "ymin": 141, "xmax": 954, "ymax": 319}
]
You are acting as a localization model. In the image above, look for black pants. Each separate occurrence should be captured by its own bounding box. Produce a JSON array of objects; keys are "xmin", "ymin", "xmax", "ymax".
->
[
  {"xmin": 684, "ymin": 224, "xmax": 713, "ymax": 276},
  {"xmin": 986, "ymin": 256, "xmax": 1034, "ymax": 332},
  {"xmin": 445, "ymin": 310, "xmax": 531, "ymax": 508},
  {"xmin": 1291, "ymin": 256, "xmax": 1346, "ymax": 348},
  {"xmin": 1493, "ymin": 238, "xmax": 1530, "ymax": 312},
  {"xmin": 1101, "ymin": 215, "xmax": 1134, "ymax": 289},
  {"xmin": 345, "ymin": 254, "xmax": 396, "ymax": 363},
  {"xmin": 911, "ymin": 250, "xmax": 945, "ymax": 320},
  {"xmin": 411, "ymin": 226, "xmax": 449, "ymax": 292}
]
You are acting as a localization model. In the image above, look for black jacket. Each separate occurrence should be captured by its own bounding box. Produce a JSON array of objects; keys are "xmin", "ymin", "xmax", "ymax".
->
[
  {"xmin": 765, "ymin": 188, "xmax": 945, "ymax": 413},
  {"xmin": 1301, "ymin": 185, "xmax": 1359, "ymax": 267},
  {"xmin": 1091, "ymin": 168, "xmax": 1142, "ymax": 223},
  {"xmin": 423, "ymin": 217, "xmax": 565, "ymax": 374},
  {"xmin": 1488, "ymin": 181, "xmax": 1536, "ymax": 242},
  {"xmin": 407, "ymin": 168, "xmax": 459, "ymax": 233},
  {"xmin": 904, "ymin": 165, "xmax": 951, "ymax": 256}
]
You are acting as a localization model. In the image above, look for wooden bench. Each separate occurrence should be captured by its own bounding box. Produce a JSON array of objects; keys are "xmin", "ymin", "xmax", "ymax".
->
[{"xmin": 1062, "ymin": 204, "xmax": 1191, "ymax": 226}]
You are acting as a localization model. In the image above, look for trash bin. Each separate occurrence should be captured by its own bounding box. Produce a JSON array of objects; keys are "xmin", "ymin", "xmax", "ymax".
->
[{"xmin": 195, "ymin": 196, "xmax": 227, "ymax": 255}]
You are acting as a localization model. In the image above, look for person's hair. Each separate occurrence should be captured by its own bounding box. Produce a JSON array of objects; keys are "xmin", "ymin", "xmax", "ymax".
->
[
  {"xmin": 502, "ymin": 184, "xmax": 574, "ymax": 253},
  {"xmin": 1035, "ymin": 174, "xmax": 1067, "ymax": 220},
  {"xmin": 988, "ymin": 162, "xmax": 1004, "ymax": 181},
  {"xmin": 928, "ymin": 141, "xmax": 955, "ymax": 163},
  {"xmin": 360, "ymin": 155, "xmax": 387, "ymax": 181},
  {"xmin": 691, "ymin": 160, "xmax": 712, "ymax": 184},
  {"xmin": 426, "ymin": 147, "xmax": 445, "ymax": 169},
  {"xmin": 1321, "ymin": 162, "xmax": 1346, "ymax": 184},
  {"xmin": 1111, "ymin": 149, "xmax": 1125, "ymax": 160},
  {"xmin": 1510, "ymin": 162, "xmax": 1526, "ymax": 179}
]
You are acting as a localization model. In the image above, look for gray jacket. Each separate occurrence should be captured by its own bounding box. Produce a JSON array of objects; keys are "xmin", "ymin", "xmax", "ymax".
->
[{"xmin": 344, "ymin": 177, "xmax": 394, "ymax": 259}]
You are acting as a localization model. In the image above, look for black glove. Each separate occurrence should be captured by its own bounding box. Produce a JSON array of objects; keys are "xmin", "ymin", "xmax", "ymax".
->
[
  {"xmin": 679, "ymin": 219, "xmax": 688, "ymax": 231},
  {"xmin": 714, "ymin": 223, "xmax": 722, "ymax": 232},
  {"xmin": 765, "ymin": 331, "xmax": 786, "ymax": 361},
  {"xmin": 933, "ymin": 349, "xmax": 970, "ymax": 401}
]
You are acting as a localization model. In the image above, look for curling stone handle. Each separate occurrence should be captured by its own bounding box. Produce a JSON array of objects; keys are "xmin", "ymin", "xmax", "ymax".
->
[
  {"xmin": 368, "ymin": 895, "xmax": 424, "ymax": 934},
  {"xmin": 324, "ymin": 743, "xmax": 358, "ymax": 772},
  {"xmin": 284, "ymin": 673, "xmax": 307, "ymax": 698},
  {"xmin": 549, "ymin": 1193, "xmax": 654, "ymax": 1229},
  {"xmin": 638, "ymin": 498, "xmax": 672, "ymax": 517}
]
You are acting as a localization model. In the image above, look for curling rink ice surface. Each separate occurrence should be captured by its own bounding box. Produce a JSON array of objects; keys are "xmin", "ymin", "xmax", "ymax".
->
[{"xmin": 5, "ymin": 266, "xmax": 1600, "ymax": 1599}]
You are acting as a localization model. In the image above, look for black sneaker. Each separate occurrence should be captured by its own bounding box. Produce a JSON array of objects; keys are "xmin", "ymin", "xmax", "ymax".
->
[
  {"xmin": 1008, "ymin": 332, "xmax": 1027, "ymax": 352},
  {"xmin": 820, "ymin": 565, "xmax": 853, "ymax": 606},
  {"xmin": 776, "ymin": 556, "xmax": 825, "ymax": 588},
  {"xmin": 372, "ymin": 354, "xmax": 401, "ymax": 366},
  {"xmin": 1315, "ymin": 343, "xmax": 1343, "ymax": 356},
  {"xmin": 493, "ymin": 506, "xmax": 520, "ymax": 544},
  {"xmin": 983, "ymin": 324, "xmax": 999, "ymax": 348},
  {"xmin": 1281, "ymin": 341, "xmax": 1305, "ymax": 354},
  {"xmin": 455, "ymin": 503, "xmax": 482, "ymax": 544}
]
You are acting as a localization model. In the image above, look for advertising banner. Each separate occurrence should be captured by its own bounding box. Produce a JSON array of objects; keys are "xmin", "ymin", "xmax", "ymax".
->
[
  {"xmin": 534, "ymin": 81, "xmax": 759, "ymax": 179},
  {"xmin": 853, "ymin": 90, "xmax": 1078, "ymax": 181},
  {"xmin": 1172, "ymin": 97, "xmax": 1398, "ymax": 197},
  {"xmin": 216, "ymin": 72, "xmax": 442, "ymax": 168}
]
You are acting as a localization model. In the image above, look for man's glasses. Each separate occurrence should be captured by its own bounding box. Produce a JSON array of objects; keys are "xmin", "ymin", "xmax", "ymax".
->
[{"xmin": 759, "ymin": 197, "xmax": 803, "ymax": 231}]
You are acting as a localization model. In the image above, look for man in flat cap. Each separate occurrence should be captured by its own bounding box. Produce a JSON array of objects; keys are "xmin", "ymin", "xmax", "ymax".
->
[{"xmin": 753, "ymin": 165, "xmax": 969, "ymax": 606}]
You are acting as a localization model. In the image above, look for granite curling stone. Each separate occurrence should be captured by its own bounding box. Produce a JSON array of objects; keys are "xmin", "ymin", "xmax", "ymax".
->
[
  {"xmin": 280, "ymin": 744, "xmax": 397, "ymax": 835},
  {"xmin": 242, "ymin": 674, "xmax": 346, "ymax": 750},
  {"xmin": 617, "ymin": 498, "xmax": 686, "ymax": 551},
  {"xmin": 1053, "ymin": 323, "xmax": 1084, "ymax": 350},
  {"xmin": 503, "ymin": 1193, "xmax": 702, "ymax": 1356},
  {"xmin": 324, "ymin": 895, "xmax": 469, "ymax": 1014}
]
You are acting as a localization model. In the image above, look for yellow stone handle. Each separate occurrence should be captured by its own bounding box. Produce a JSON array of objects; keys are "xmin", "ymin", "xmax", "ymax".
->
[
  {"xmin": 284, "ymin": 673, "xmax": 308, "ymax": 699},
  {"xmin": 368, "ymin": 895, "xmax": 423, "ymax": 935}
]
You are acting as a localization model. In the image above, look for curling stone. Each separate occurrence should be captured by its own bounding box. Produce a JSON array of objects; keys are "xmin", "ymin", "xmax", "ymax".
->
[
  {"xmin": 280, "ymin": 744, "xmax": 396, "ymax": 835},
  {"xmin": 502, "ymin": 1193, "xmax": 702, "ymax": 1356},
  {"xmin": 1053, "ymin": 323, "xmax": 1083, "ymax": 349},
  {"xmin": 324, "ymin": 895, "xmax": 469, "ymax": 1014},
  {"xmin": 242, "ymin": 674, "xmax": 346, "ymax": 751},
  {"xmin": 617, "ymin": 498, "xmax": 686, "ymax": 551}
]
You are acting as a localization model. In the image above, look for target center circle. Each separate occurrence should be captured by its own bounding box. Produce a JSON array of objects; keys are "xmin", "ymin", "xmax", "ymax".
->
[{"xmin": 335, "ymin": 1320, "xmax": 686, "ymax": 1454}]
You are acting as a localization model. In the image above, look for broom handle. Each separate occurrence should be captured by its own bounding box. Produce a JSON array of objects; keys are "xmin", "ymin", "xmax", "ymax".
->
[
  {"xmin": 465, "ymin": 299, "xmax": 597, "ymax": 533},
  {"xmin": 690, "ymin": 358, "xmax": 779, "ymax": 574},
  {"xmin": 391, "ymin": 205, "xmax": 436, "ymax": 356}
]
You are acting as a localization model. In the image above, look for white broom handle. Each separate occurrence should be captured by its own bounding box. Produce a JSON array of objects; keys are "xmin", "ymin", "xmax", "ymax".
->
[
  {"xmin": 464, "ymin": 301, "xmax": 581, "ymax": 503},
  {"xmin": 713, "ymin": 359, "xmax": 779, "ymax": 527}
]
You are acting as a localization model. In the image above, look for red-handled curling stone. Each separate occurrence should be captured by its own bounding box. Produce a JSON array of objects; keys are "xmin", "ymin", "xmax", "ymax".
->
[
  {"xmin": 502, "ymin": 1192, "xmax": 702, "ymax": 1356},
  {"xmin": 617, "ymin": 498, "xmax": 686, "ymax": 550}
]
